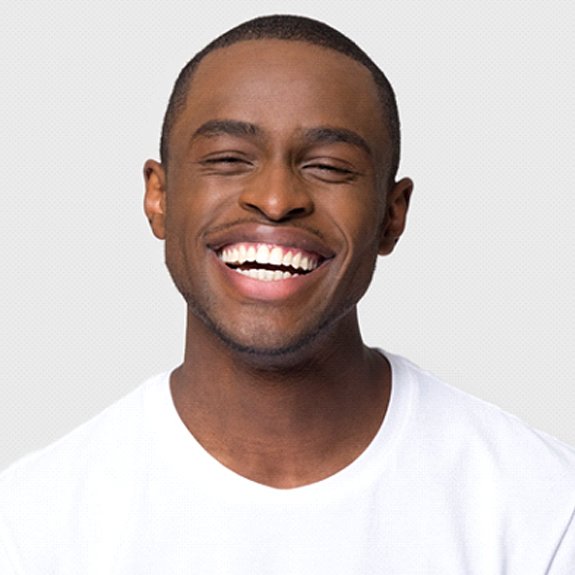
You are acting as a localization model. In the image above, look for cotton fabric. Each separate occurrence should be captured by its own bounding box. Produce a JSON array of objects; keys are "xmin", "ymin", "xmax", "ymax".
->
[{"xmin": 1, "ymin": 352, "xmax": 574, "ymax": 573}]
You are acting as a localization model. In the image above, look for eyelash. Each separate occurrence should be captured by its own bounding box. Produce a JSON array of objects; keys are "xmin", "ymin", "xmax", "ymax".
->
[
  {"xmin": 206, "ymin": 159, "xmax": 353, "ymax": 171},
  {"xmin": 205, "ymin": 156, "xmax": 247, "ymax": 164},
  {"xmin": 200, "ymin": 156, "xmax": 358, "ymax": 181},
  {"xmin": 305, "ymin": 163, "xmax": 354, "ymax": 174}
]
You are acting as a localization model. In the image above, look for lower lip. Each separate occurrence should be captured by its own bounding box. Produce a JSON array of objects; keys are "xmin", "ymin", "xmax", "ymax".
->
[{"xmin": 212, "ymin": 252, "xmax": 327, "ymax": 302}]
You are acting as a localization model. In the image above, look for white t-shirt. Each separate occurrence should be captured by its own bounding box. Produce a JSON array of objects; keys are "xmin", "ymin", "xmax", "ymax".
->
[{"xmin": 1, "ymin": 352, "xmax": 574, "ymax": 574}]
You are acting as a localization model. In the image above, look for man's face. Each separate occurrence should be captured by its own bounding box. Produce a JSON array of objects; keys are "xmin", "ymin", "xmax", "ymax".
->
[{"xmin": 145, "ymin": 39, "xmax": 411, "ymax": 357}]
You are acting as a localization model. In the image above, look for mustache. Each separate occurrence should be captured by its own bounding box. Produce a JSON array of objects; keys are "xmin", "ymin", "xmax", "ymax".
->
[{"xmin": 202, "ymin": 218, "xmax": 327, "ymax": 242}]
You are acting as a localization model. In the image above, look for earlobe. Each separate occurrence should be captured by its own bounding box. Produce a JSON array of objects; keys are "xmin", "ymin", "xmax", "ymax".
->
[
  {"xmin": 378, "ymin": 177, "xmax": 413, "ymax": 255},
  {"xmin": 143, "ymin": 160, "xmax": 167, "ymax": 240}
]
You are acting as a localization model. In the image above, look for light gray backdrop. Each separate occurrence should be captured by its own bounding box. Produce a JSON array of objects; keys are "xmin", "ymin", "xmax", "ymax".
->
[{"xmin": 1, "ymin": 0, "xmax": 574, "ymax": 470}]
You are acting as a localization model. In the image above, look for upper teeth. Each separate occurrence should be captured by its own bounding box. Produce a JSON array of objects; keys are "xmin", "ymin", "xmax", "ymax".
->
[{"xmin": 219, "ymin": 243, "xmax": 319, "ymax": 272}]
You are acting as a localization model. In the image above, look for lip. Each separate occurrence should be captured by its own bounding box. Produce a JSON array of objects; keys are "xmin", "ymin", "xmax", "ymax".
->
[
  {"xmin": 205, "ymin": 223, "xmax": 336, "ymax": 261},
  {"xmin": 205, "ymin": 223, "xmax": 336, "ymax": 302},
  {"xmin": 212, "ymin": 249, "xmax": 331, "ymax": 301}
]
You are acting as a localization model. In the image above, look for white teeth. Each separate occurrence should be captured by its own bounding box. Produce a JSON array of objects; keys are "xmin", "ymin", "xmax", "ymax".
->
[
  {"xmin": 221, "ymin": 249, "xmax": 233, "ymax": 263},
  {"xmin": 256, "ymin": 245, "xmax": 270, "ymax": 265},
  {"xmin": 218, "ymin": 243, "xmax": 321, "ymax": 279},
  {"xmin": 269, "ymin": 246, "xmax": 283, "ymax": 266},
  {"xmin": 231, "ymin": 266, "xmax": 303, "ymax": 282},
  {"xmin": 258, "ymin": 269, "xmax": 282, "ymax": 282},
  {"xmin": 238, "ymin": 244, "xmax": 247, "ymax": 263},
  {"xmin": 236, "ymin": 268, "xmax": 296, "ymax": 282},
  {"xmin": 291, "ymin": 252, "xmax": 302, "ymax": 269}
]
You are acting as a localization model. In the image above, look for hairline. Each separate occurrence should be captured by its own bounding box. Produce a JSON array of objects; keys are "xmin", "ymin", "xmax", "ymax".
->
[{"xmin": 160, "ymin": 24, "xmax": 401, "ymax": 185}]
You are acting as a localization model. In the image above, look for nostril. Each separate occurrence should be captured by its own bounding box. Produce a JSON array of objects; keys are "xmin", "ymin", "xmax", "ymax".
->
[
  {"xmin": 240, "ymin": 201, "xmax": 313, "ymax": 222},
  {"xmin": 238, "ymin": 174, "xmax": 315, "ymax": 221},
  {"xmin": 287, "ymin": 206, "xmax": 309, "ymax": 217}
]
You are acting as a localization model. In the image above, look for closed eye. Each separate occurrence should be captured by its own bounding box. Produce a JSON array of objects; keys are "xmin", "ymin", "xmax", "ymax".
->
[
  {"xmin": 204, "ymin": 156, "xmax": 247, "ymax": 164},
  {"xmin": 307, "ymin": 164, "xmax": 353, "ymax": 173},
  {"xmin": 200, "ymin": 155, "xmax": 253, "ymax": 175},
  {"xmin": 303, "ymin": 163, "xmax": 359, "ymax": 182}
]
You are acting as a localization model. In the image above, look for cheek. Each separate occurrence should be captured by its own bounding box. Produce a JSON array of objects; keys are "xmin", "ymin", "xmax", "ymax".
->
[
  {"xmin": 325, "ymin": 193, "xmax": 384, "ymax": 250},
  {"xmin": 167, "ymin": 169, "xmax": 240, "ymax": 226},
  {"xmin": 163, "ymin": 192, "xmax": 202, "ymax": 279},
  {"xmin": 165, "ymin": 179, "xmax": 219, "ymax": 235}
]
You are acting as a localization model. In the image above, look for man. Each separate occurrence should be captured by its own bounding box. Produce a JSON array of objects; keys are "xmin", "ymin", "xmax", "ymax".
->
[{"xmin": 1, "ymin": 14, "xmax": 574, "ymax": 573}]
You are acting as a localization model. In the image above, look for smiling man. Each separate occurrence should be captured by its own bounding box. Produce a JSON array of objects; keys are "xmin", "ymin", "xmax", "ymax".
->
[{"xmin": 1, "ymin": 15, "xmax": 575, "ymax": 574}]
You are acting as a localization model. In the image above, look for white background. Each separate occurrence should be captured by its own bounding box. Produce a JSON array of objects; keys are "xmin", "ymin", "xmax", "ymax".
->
[{"xmin": 1, "ymin": 0, "xmax": 574, "ymax": 470}]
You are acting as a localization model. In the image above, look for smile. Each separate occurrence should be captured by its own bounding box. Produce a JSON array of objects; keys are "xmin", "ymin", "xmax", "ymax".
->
[{"xmin": 218, "ymin": 242, "xmax": 322, "ymax": 282}]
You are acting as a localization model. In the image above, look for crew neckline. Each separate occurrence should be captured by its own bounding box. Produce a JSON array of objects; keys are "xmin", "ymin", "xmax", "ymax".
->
[{"xmin": 146, "ymin": 350, "xmax": 414, "ymax": 501}]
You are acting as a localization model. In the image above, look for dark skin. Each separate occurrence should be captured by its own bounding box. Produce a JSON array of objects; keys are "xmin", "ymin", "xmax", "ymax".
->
[{"xmin": 144, "ymin": 40, "xmax": 413, "ymax": 488}]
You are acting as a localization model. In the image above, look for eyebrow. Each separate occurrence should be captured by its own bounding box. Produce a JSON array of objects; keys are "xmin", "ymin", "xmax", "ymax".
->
[
  {"xmin": 191, "ymin": 120, "xmax": 372, "ymax": 157},
  {"xmin": 192, "ymin": 120, "xmax": 262, "ymax": 140},
  {"xmin": 301, "ymin": 127, "xmax": 372, "ymax": 157}
]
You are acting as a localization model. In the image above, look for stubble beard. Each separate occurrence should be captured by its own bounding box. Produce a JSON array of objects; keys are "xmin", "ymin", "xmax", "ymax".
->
[
  {"xmin": 183, "ymin": 288, "xmax": 347, "ymax": 360},
  {"xmin": 166, "ymin": 240, "xmax": 380, "ymax": 367}
]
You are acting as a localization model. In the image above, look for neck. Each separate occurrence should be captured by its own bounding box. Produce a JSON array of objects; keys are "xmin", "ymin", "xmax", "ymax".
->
[{"xmin": 170, "ymin": 307, "xmax": 391, "ymax": 488}]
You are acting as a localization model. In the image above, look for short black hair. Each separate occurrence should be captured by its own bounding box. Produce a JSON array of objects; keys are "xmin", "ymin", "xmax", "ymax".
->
[{"xmin": 160, "ymin": 15, "xmax": 401, "ymax": 180}]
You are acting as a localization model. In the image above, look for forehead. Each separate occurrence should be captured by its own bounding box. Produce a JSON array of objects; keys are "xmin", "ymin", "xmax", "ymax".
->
[{"xmin": 170, "ymin": 39, "xmax": 388, "ymax": 160}]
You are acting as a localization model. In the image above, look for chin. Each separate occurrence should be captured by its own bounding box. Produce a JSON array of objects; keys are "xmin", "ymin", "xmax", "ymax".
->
[
  {"xmin": 222, "ymin": 332, "xmax": 318, "ymax": 359},
  {"xmin": 190, "ymin": 300, "xmax": 333, "ymax": 366},
  {"xmin": 217, "ymin": 322, "xmax": 326, "ymax": 362}
]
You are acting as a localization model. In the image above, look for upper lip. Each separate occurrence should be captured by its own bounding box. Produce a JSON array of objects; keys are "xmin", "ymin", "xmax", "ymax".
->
[{"xmin": 205, "ymin": 223, "xmax": 336, "ymax": 261}]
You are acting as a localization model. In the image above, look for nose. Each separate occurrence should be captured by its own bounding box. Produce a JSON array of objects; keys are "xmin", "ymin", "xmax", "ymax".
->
[{"xmin": 238, "ymin": 164, "xmax": 314, "ymax": 222}]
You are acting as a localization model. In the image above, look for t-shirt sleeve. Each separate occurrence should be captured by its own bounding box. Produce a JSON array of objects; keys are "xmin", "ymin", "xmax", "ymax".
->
[
  {"xmin": 0, "ymin": 514, "xmax": 21, "ymax": 575},
  {"xmin": 548, "ymin": 505, "xmax": 575, "ymax": 574},
  {"xmin": 0, "ymin": 538, "xmax": 18, "ymax": 575}
]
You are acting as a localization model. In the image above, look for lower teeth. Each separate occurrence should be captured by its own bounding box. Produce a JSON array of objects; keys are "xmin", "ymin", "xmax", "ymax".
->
[{"xmin": 235, "ymin": 268, "xmax": 295, "ymax": 281}]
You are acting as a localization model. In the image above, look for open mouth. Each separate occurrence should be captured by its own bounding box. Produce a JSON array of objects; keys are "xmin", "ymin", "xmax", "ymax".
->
[{"xmin": 217, "ymin": 242, "xmax": 322, "ymax": 282}]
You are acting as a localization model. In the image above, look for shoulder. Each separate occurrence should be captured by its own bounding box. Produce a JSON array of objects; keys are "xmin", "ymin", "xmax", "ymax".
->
[
  {"xmin": 0, "ymin": 372, "xmax": 171, "ymax": 572},
  {"xmin": 388, "ymin": 351, "xmax": 575, "ymax": 488},
  {"xmin": 0, "ymin": 371, "xmax": 169, "ymax": 508},
  {"xmin": 387, "ymin": 352, "xmax": 575, "ymax": 565}
]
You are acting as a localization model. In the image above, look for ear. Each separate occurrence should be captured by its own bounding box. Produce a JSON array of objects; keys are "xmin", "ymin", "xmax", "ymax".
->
[
  {"xmin": 143, "ymin": 160, "xmax": 167, "ymax": 240},
  {"xmin": 378, "ymin": 177, "xmax": 413, "ymax": 255}
]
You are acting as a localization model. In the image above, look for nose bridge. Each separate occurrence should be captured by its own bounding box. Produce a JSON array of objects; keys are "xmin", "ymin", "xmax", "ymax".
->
[{"xmin": 239, "ymin": 160, "xmax": 313, "ymax": 221}]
